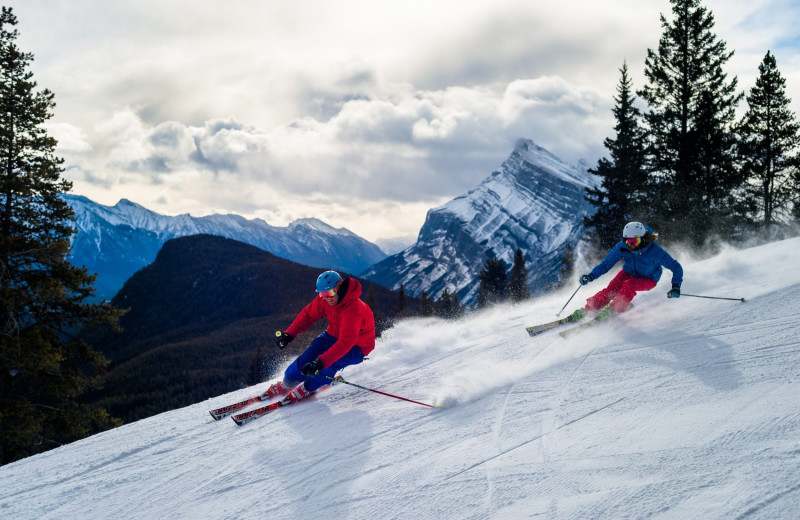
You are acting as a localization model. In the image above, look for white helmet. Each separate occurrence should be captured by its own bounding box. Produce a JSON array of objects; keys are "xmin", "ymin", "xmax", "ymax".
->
[{"xmin": 622, "ymin": 221, "xmax": 646, "ymax": 238}]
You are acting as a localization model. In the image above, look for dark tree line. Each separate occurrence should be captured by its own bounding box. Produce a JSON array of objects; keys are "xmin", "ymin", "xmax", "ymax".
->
[
  {"xmin": 1, "ymin": 8, "xmax": 121, "ymax": 465},
  {"xmin": 584, "ymin": 0, "xmax": 800, "ymax": 256},
  {"xmin": 410, "ymin": 248, "xmax": 531, "ymax": 317},
  {"xmin": 476, "ymin": 248, "xmax": 529, "ymax": 309},
  {"xmin": 370, "ymin": 247, "xmax": 532, "ymax": 321}
]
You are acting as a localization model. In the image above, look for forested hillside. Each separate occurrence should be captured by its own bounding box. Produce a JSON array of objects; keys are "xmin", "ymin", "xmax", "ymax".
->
[{"xmin": 84, "ymin": 234, "xmax": 410, "ymax": 423}]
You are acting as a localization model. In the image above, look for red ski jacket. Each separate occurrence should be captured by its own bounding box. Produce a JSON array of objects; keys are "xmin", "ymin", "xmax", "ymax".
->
[{"xmin": 285, "ymin": 277, "xmax": 376, "ymax": 369}]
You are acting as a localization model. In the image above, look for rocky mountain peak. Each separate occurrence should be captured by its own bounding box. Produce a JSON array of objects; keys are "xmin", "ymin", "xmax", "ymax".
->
[{"xmin": 361, "ymin": 140, "xmax": 598, "ymax": 304}]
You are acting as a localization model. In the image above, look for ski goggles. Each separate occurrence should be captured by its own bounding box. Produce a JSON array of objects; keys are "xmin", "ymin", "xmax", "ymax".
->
[
  {"xmin": 318, "ymin": 288, "xmax": 337, "ymax": 299},
  {"xmin": 624, "ymin": 236, "xmax": 642, "ymax": 249}
]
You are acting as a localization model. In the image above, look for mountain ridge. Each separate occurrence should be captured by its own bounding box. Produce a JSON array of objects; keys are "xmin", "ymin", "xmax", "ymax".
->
[
  {"xmin": 65, "ymin": 194, "xmax": 387, "ymax": 300},
  {"xmin": 362, "ymin": 138, "xmax": 599, "ymax": 304}
]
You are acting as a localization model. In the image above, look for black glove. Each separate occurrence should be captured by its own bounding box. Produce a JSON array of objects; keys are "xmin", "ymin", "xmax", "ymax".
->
[
  {"xmin": 579, "ymin": 274, "xmax": 595, "ymax": 286},
  {"xmin": 301, "ymin": 358, "xmax": 323, "ymax": 376},
  {"xmin": 667, "ymin": 284, "xmax": 681, "ymax": 299},
  {"xmin": 273, "ymin": 331, "xmax": 294, "ymax": 349}
]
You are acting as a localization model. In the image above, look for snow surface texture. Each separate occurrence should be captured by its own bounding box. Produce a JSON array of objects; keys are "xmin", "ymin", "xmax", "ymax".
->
[{"xmin": 2, "ymin": 238, "xmax": 800, "ymax": 519}]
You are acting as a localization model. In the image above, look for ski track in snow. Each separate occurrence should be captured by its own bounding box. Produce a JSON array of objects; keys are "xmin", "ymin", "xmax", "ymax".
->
[{"xmin": 2, "ymin": 238, "xmax": 800, "ymax": 519}]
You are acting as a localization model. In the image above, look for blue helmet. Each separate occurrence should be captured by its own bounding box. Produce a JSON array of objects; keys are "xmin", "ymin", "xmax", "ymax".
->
[{"xmin": 315, "ymin": 270, "xmax": 341, "ymax": 293}]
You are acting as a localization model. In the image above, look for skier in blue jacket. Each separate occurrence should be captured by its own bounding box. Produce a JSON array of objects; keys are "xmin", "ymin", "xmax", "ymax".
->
[{"xmin": 575, "ymin": 222, "xmax": 683, "ymax": 320}]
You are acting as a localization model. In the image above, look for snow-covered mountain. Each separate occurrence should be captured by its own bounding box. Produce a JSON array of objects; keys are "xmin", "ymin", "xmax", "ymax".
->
[
  {"xmin": 65, "ymin": 195, "xmax": 387, "ymax": 300},
  {"xmin": 374, "ymin": 235, "xmax": 417, "ymax": 256},
  {"xmin": 361, "ymin": 138, "xmax": 598, "ymax": 304},
  {"xmin": 2, "ymin": 238, "xmax": 799, "ymax": 519}
]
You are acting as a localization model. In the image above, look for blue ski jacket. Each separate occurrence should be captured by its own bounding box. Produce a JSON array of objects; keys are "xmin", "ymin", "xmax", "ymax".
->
[{"xmin": 589, "ymin": 233, "xmax": 683, "ymax": 286}]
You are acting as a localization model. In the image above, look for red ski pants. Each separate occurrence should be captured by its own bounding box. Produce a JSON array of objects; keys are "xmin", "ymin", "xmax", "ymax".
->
[{"xmin": 585, "ymin": 270, "xmax": 656, "ymax": 313}]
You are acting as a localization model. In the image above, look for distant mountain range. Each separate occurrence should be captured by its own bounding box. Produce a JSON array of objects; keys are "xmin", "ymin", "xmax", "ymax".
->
[
  {"xmin": 361, "ymin": 139, "xmax": 598, "ymax": 304},
  {"xmin": 65, "ymin": 195, "xmax": 387, "ymax": 300},
  {"xmin": 66, "ymin": 138, "xmax": 597, "ymax": 306}
]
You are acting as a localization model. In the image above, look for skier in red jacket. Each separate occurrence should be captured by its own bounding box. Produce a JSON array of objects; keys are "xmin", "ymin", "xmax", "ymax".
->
[{"xmin": 263, "ymin": 270, "xmax": 376, "ymax": 403}]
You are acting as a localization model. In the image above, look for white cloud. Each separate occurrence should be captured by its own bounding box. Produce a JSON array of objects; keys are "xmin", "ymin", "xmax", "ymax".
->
[
  {"xmin": 64, "ymin": 76, "xmax": 609, "ymax": 196},
  {"xmin": 10, "ymin": 0, "xmax": 800, "ymax": 241},
  {"xmin": 44, "ymin": 123, "xmax": 92, "ymax": 154}
]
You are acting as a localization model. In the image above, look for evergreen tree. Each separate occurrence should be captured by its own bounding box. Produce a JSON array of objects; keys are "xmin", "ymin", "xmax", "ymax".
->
[
  {"xmin": 793, "ymin": 190, "xmax": 800, "ymax": 224},
  {"xmin": 0, "ymin": 7, "xmax": 121, "ymax": 465},
  {"xmin": 394, "ymin": 283, "xmax": 408, "ymax": 317},
  {"xmin": 555, "ymin": 244, "xmax": 576, "ymax": 289},
  {"xmin": 738, "ymin": 51, "xmax": 800, "ymax": 234},
  {"xmin": 434, "ymin": 288, "xmax": 463, "ymax": 320},
  {"xmin": 434, "ymin": 289, "xmax": 451, "ymax": 319},
  {"xmin": 638, "ymin": 0, "xmax": 744, "ymax": 245},
  {"xmin": 450, "ymin": 291, "xmax": 463, "ymax": 319},
  {"xmin": 507, "ymin": 248, "xmax": 529, "ymax": 302},
  {"xmin": 418, "ymin": 290, "xmax": 433, "ymax": 317},
  {"xmin": 584, "ymin": 62, "xmax": 648, "ymax": 256},
  {"xmin": 476, "ymin": 257, "xmax": 507, "ymax": 309}
]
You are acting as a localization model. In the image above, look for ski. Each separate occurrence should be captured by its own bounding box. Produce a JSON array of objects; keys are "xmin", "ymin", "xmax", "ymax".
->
[
  {"xmin": 209, "ymin": 393, "xmax": 270, "ymax": 420},
  {"xmin": 559, "ymin": 310, "xmax": 623, "ymax": 338},
  {"xmin": 231, "ymin": 394, "xmax": 306, "ymax": 426},
  {"xmin": 525, "ymin": 312, "xmax": 584, "ymax": 336},
  {"xmin": 559, "ymin": 318, "xmax": 604, "ymax": 337},
  {"xmin": 229, "ymin": 376, "xmax": 344, "ymax": 425}
]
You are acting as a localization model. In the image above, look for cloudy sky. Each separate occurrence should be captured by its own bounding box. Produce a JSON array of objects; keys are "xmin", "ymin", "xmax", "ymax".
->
[{"xmin": 8, "ymin": 0, "xmax": 800, "ymax": 243}]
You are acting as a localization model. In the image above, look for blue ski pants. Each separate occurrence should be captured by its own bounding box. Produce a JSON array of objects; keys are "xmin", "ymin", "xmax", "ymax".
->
[{"xmin": 284, "ymin": 331, "xmax": 365, "ymax": 391}]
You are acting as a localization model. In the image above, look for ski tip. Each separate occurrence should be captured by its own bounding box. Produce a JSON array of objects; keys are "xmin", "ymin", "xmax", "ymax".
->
[
  {"xmin": 558, "ymin": 328, "xmax": 577, "ymax": 339},
  {"xmin": 526, "ymin": 326, "xmax": 551, "ymax": 337},
  {"xmin": 209, "ymin": 411, "xmax": 222, "ymax": 421}
]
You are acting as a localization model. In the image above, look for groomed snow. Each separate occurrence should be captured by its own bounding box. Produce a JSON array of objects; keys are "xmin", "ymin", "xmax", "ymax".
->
[{"xmin": 2, "ymin": 238, "xmax": 800, "ymax": 519}]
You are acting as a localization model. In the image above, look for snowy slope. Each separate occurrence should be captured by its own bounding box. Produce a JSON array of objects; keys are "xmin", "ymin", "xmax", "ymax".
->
[{"xmin": 2, "ymin": 238, "xmax": 800, "ymax": 519}]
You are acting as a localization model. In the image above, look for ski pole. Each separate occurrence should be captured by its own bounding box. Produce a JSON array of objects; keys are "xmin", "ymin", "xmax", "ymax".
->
[
  {"xmin": 680, "ymin": 293, "xmax": 745, "ymax": 302},
  {"xmin": 323, "ymin": 374, "xmax": 438, "ymax": 408},
  {"xmin": 556, "ymin": 284, "xmax": 582, "ymax": 317}
]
